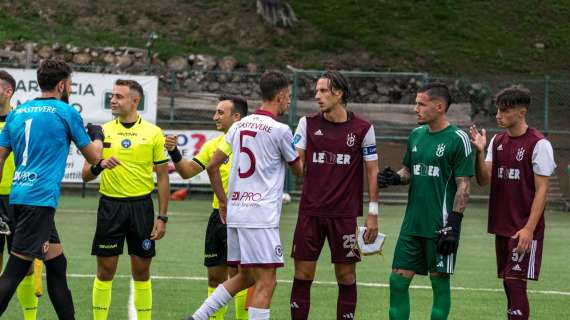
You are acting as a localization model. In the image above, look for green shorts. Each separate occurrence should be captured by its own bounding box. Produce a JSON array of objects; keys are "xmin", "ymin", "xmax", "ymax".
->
[{"xmin": 392, "ymin": 233, "xmax": 457, "ymax": 275}]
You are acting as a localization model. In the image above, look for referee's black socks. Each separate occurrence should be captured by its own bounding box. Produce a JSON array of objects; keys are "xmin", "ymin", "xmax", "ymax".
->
[
  {"xmin": 45, "ymin": 254, "xmax": 75, "ymax": 320},
  {"xmin": 0, "ymin": 254, "xmax": 33, "ymax": 315}
]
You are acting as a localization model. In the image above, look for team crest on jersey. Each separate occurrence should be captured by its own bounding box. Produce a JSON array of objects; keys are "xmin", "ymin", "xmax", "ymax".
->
[
  {"xmin": 121, "ymin": 139, "xmax": 132, "ymax": 148},
  {"xmin": 516, "ymin": 147, "xmax": 525, "ymax": 161},
  {"xmin": 346, "ymin": 133, "xmax": 356, "ymax": 147},
  {"xmin": 435, "ymin": 144, "xmax": 446, "ymax": 157}
]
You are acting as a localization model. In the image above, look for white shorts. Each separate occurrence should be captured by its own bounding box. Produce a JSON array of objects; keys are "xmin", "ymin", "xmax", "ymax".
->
[{"xmin": 227, "ymin": 227, "xmax": 284, "ymax": 268}]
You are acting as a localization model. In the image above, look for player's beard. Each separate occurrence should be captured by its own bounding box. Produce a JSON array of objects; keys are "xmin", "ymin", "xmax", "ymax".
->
[{"xmin": 60, "ymin": 88, "xmax": 70, "ymax": 104}]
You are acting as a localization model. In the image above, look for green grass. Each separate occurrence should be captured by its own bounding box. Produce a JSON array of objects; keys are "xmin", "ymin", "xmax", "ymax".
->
[
  {"xmin": 2, "ymin": 196, "xmax": 569, "ymax": 319},
  {"xmin": 1, "ymin": 1, "xmax": 570, "ymax": 75}
]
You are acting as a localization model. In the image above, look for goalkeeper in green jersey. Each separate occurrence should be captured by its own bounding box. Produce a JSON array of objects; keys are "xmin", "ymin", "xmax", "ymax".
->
[{"xmin": 378, "ymin": 83, "xmax": 474, "ymax": 320}]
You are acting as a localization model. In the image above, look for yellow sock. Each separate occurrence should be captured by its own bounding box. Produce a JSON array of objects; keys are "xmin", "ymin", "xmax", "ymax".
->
[
  {"xmin": 208, "ymin": 286, "xmax": 228, "ymax": 319},
  {"xmin": 17, "ymin": 275, "xmax": 38, "ymax": 320},
  {"xmin": 134, "ymin": 280, "xmax": 152, "ymax": 320},
  {"xmin": 234, "ymin": 288, "xmax": 249, "ymax": 320},
  {"xmin": 92, "ymin": 278, "xmax": 113, "ymax": 320}
]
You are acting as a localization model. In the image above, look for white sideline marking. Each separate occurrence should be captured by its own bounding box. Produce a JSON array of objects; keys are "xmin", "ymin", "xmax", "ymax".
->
[
  {"xmin": 68, "ymin": 274, "xmax": 570, "ymax": 296},
  {"xmin": 128, "ymin": 278, "xmax": 137, "ymax": 320}
]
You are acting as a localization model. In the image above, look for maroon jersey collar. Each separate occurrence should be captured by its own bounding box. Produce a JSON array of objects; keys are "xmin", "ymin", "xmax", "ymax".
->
[
  {"xmin": 319, "ymin": 111, "xmax": 354, "ymax": 124},
  {"xmin": 253, "ymin": 109, "xmax": 277, "ymax": 119}
]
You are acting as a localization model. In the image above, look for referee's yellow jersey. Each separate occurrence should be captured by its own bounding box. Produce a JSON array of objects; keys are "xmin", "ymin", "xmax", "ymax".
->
[
  {"xmin": 100, "ymin": 117, "xmax": 168, "ymax": 198},
  {"xmin": 0, "ymin": 115, "xmax": 15, "ymax": 195},
  {"xmin": 193, "ymin": 134, "xmax": 231, "ymax": 209}
]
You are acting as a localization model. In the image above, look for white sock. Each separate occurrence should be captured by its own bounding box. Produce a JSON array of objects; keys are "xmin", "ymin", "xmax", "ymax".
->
[
  {"xmin": 192, "ymin": 284, "xmax": 232, "ymax": 320},
  {"xmin": 248, "ymin": 307, "xmax": 270, "ymax": 320}
]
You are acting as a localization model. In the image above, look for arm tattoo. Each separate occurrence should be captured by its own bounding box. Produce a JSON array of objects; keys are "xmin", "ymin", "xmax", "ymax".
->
[
  {"xmin": 452, "ymin": 176, "xmax": 471, "ymax": 213},
  {"xmin": 397, "ymin": 167, "xmax": 411, "ymax": 185}
]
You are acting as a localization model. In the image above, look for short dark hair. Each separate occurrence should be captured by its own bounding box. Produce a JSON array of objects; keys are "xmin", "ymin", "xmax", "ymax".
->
[
  {"xmin": 495, "ymin": 85, "xmax": 531, "ymax": 110},
  {"xmin": 320, "ymin": 70, "xmax": 351, "ymax": 105},
  {"xmin": 418, "ymin": 82, "xmax": 452, "ymax": 111},
  {"xmin": 0, "ymin": 70, "xmax": 16, "ymax": 92},
  {"xmin": 219, "ymin": 94, "xmax": 248, "ymax": 118},
  {"xmin": 259, "ymin": 71, "xmax": 289, "ymax": 101},
  {"xmin": 37, "ymin": 59, "xmax": 72, "ymax": 91},
  {"xmin": 115, "ymin": 79, "xmax": 144, "ymax": 101}
]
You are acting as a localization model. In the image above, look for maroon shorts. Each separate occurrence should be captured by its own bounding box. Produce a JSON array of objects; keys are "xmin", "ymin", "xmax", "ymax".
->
[
  {"xmin": 495, "ymin": 236, "xmax": 543, "ymax": 281},
  {"xmin": 291, "ymin": 215, "xmax": 360, "ymax": 264}
]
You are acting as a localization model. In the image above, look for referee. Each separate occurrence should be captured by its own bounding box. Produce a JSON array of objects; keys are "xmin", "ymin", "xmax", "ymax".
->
[
  {"xmin": 82, "ymin": 79, "xmax": 169, "ymax": 320},
  {"xmin": 166, "ymin": 95, "xmax": 248, "ymax": 320}
]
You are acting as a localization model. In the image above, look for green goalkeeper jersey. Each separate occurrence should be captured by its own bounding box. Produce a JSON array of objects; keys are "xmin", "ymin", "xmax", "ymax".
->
[{"xmin": 400, "ymin": 124, "xmax": 474, "ymax": 238}]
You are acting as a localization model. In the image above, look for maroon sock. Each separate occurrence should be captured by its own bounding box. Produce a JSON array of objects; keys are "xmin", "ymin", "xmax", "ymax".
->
[
  {"xmin": 337, "ymin": 283, "xmax": 357, "ymax": 320},
  {"xmin": 290, "ymin": 278, "xmax": 312, "ymax": 320},
  {"xmin": 503, "ymin": 280, "xmax": 512, "ymax": 311},
  {"xmin": 505, "ymin": 279, "xmax": 529, "ymax": 320}
]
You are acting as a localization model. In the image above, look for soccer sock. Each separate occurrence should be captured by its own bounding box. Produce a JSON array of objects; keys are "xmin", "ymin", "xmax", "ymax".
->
[
  {"xmin": 45, "ymin": 254, "xmax": 75, "ymax": 320},
  {"xmin": 17, "ymin": 274, "xmax": 38, "ymax": 320},
  {"xmin": 234, "ymin": 288, "xmax": 249, "ymax": 320},
  {"xmin": 92, "ymin": 278, "xmax": 113, "ymax": 320},
  {"xmin": 290, "ymin": 278, "xmax": 312, "ymax": 320},
  {"xmin": 389, "ymin": 272, "xmax": 411, "ymax": 320},
  {"xmin": 133, "ymin": 279, "xmax": 152, "ymax": 320},
  {"xmin": 0, "ymin": 255, "xmax": 33, "ymax": 315},
  {"xmin": 337, "ymin": 282, "xmax": 357, "ymax": 320},
  {"xmin": 248, "ymin": 307, "xmax": 270, "ymax": 320},
  {"xmin": 430, "ymin": 275, "xmax": 451, "ymax": 320},
  {"xmin": 207, "ymin": 286, "xmax": 228, "ymax": 319},
  {"xmin": 504, "ymin": 279, "xmax": 529, "ymax": 320},
  {"xmin": 503, "ymin": 280, "xmax": 512, "ymax": 312},
  {"xmin": 193, "ymin": 284, "xmax": 232, "ymax": 320}
]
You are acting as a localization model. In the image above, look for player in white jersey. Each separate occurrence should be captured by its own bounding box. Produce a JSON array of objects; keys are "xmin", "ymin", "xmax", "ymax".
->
[{"xmin": 188, "ymin": 71, "xmax": 303, "ymax": 320}]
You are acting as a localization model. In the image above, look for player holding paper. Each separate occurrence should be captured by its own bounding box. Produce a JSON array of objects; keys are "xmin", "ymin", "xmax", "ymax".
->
[
  {"xmin": 290, "ymin": 70, "xmax": 380, "ymax": 320},
  {"xmin": 378, "ymin": 82, "xmax": 474, "ymax": 320}
]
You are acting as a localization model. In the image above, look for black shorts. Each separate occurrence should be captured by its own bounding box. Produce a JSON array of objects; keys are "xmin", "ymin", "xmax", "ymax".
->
[
  {"xmin": 204, "ymin": 209, "xmax": 228, "ymax": 267},
  {"xmin": 91, "ymin": 194, "xmax": 156, "ymax": 258},
  {"xmin": 0, "ymin": 195, "xmax": 14, "ymax": 254},
  {"xmin": 11, "ymin": 205, "xmax": 60, "ymax": 260}
]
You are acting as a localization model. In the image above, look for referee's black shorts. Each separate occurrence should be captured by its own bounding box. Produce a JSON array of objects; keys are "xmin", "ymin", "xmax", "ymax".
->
[
  {"xmin": 91, "ymin": 194, "xmax": 156, "ymax": 258},
  {"xmin": 204, "ymin": 209, "xmax": 228, "ymax": 267}
]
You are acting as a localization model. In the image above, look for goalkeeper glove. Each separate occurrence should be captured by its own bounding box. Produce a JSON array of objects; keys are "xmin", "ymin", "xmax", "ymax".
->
[
  {"xmin": 377, "ymin": 167, "xmax": 401, "ymax": 188},
  {"xmin": 86, "ymin": 123, "xmax": 104, "ymax": 141},
  {"xmin": 435, "ymin": 211, "xmax": 463, "ymax": 255}
]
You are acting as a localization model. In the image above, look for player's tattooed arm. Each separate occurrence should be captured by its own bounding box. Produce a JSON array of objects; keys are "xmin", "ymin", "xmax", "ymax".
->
[
  {"xmin": 452, "ymin": 176, "xmax": 471, "ymax": 213},
  {"xmin": 397, "ymin": 167, "xmax": 411, "ymax": 185}
]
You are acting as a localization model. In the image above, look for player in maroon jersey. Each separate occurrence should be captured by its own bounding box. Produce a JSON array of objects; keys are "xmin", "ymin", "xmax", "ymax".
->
[
  {"xmin": 290, "ymin": 71, "xmax": 380, "ymax": 320},
  {"xmin": 470, "ymin": 86, "xmax": 556, "ymax": 320}
]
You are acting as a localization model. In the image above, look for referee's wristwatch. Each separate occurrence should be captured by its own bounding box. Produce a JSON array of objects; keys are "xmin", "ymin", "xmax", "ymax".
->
[{"xmin": 157, "ymin": 215, "xmax": 168, "ymax": 223}]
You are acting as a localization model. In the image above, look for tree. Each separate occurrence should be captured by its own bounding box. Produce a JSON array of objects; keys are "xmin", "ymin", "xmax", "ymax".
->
[{"xmin": 257, "ymin": 0, "xmax": 298, "ymax": 27}]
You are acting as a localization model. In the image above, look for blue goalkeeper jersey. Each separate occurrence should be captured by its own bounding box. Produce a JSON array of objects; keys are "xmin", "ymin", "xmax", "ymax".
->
[{"xmin": 0, "ymin": 97, "xmax": 91, "ymax": 208}]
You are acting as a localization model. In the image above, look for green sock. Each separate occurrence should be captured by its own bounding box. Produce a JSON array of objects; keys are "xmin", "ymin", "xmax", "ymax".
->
[
  {"xmin": 92, "ymin": 278, "xmax": 113, "ymax": 320},
  {"xmin": 234, "ymin": 288, "xmax": 249, "ymax": 320},
  {"xmin": 134, "ymin": 280, "xmax": 152, "ymax": 320},
  {"xmin": 430, "ymin": 275, "xmax": 451, "ymax": 320},
  {"xmin": 17, "ymin": 275, "xmax": 38, "ymax": 320},
  {"xmin": 208, "ymin": 286, "xmax": 228, "ymax": 319},
  {"xmin": 389, "ymin": 272, "xmax": 412, "ymax": 320}
]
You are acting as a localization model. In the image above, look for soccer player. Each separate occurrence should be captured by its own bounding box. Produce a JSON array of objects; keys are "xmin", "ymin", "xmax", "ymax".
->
[
  {"xmin": 289, "ymin": 70, "xmax": 379, "ymax": 320},
  {"xmin": 188, "ymin": 71, "xmax": 303, "ymax": 320},
  {"xmin": 165, "ymin": 95, "xmax": 249, "ymax": 319},
  {"xmin": 378, "ymin": 82, "xmax": 474, "ymax": 320},
  {"xmin": 469, "ymin": 86, "xmax": 556, "ymax": 320},
  {"xmin": 0, "ymin": 59, "xmax": 108, "ymax": 319},
  {"xmin": 81, "ymin": 79, "xmax": 169, "ymax": 320}
]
